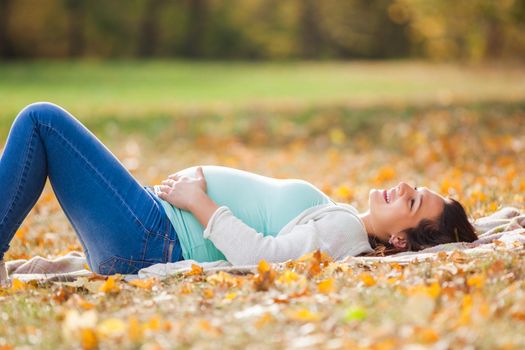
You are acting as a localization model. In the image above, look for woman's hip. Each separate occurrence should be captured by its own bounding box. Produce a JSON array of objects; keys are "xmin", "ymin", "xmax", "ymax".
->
[{"xmin": 90, "ymin": 186, "xmax": 183, "ymax": 275}]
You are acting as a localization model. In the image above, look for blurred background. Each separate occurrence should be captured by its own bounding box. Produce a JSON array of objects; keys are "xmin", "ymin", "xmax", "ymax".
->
[
  {"xmin": 0, "ymin": 0, "xmax": 524, "ymax": 222},
  {"xmin": 1, "ymin": 0, "xmax": 524, "ymax": 61}
]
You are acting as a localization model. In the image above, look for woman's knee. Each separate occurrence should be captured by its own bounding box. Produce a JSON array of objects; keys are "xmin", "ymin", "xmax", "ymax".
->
[{"xmin": 16, "ymin": 102, "xmax": 71, "ymax": 127}]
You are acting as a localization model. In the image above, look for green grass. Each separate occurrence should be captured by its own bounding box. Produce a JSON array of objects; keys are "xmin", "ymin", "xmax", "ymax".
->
[{"xmin": 1, "ymin": 60, "xmax": 524, "ymax": 120}]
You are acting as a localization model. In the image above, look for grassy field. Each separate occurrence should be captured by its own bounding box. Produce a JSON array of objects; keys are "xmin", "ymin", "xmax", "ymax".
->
[
  {"xmin": 1, "ymin": 61, "xmax": 525, "ymax": 349},
  {"xmin": 1, "ymin": 60, "xmax": 525, "ymax": 118}
]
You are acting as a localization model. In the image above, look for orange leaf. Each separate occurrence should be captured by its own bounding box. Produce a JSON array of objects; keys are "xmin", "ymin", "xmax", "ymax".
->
[
  {"xmin": 253, "ymin": 260, "xmax": 276, "ymax": 291},
  {"xmin": 128, "ymin": 316, "xmax": 144, "ymax": 343},
  {"xmin": 99, "ymin": 276, "xmax": 121, "ymax": 294},
  {"xmin": 254, "ymin": 313, "xmax": 274, "ymax": 329},
  {"xmin": 185, "ymin": 263, "xmax": 204, "ymax": 276},
  {"xmin": 80, "ymin": 329, "xmax": 98, "ymax": 350},
  {"xmin": 286, "ymin": 308, "xmax": 321, "ymax": 322},
  {"xmin": 317, "ymin": 278, "xmax": 335, "ymax": 294},
  {"xmin": 11, "ymin": 278, "xmax": 29, "ymax": 292},
  {"xmin": 202, "ymin": 288, "xmax": 214, "ymax": 299},
  {"xmin": 129, "ymin": 277, "xmax": 158, "ymax": 290},
  {"xmin": 359, "ymin": 273, "xmax": 376, "ymax": 287}
]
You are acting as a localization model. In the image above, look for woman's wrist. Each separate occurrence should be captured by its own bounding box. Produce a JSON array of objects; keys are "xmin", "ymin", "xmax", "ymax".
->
[{"xmin": 189, "ymin": 191, "xmax": 220, "ymax": 228}]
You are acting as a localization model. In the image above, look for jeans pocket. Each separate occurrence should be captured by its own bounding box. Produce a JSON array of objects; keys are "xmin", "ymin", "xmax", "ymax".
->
[{"xmin": 97, "ymin": 256, "xmax": 147, "ymax": 275}]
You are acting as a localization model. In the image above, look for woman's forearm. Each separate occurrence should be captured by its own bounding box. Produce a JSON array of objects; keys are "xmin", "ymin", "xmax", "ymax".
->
[{"xmin": 189, "ymin": 192, "xmax": 221, "ymax": 228}]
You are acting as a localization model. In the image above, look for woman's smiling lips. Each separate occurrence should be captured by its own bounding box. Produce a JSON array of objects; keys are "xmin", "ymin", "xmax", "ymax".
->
[{"xmin": 383, "ymin": 187, "xmax": 396, "ymax": 203}]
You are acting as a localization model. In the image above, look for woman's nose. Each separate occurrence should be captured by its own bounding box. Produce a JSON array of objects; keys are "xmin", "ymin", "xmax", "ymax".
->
[{"xmin": 397, "ymin": 182, "xmax": 412, "ymax": 195}]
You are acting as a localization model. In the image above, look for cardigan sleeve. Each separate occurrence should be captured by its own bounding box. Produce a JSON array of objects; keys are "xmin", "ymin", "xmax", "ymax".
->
[
  {"xmin": 202, "ymin": 206, "xmax": 370, "ymax": 265},
  {"xmin": 202, "ymin": 206, "xmax": 321, "ymax": 265}
]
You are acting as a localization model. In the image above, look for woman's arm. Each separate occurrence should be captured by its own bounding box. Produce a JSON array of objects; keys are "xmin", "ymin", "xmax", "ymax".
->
[
  {"xmin": 156, "ymin": 166, "xmax": 220, "ymax": 227},
  {"xmin": 186, "ymin": 191, "xmax": 220, "ymax": 228}
]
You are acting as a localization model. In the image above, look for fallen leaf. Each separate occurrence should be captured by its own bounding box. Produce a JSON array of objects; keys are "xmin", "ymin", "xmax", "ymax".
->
[
  {"xmin": 99, "ymin": 276, "xmax": 121, "ymax": 294},
  {"xmin": 359, "ymin": 273, "xmax": 376, "ymax": 287},
  {"xmin": 344, "ymin": 306, "xmax": 367, "ymax": 322},
  {"xmin": 97, "ymin": 318, "xmax": 126, "ymax": 338},
  {"xmin": 317, "ymin": 278, "xmax": 335, "ymax": 294},
  {"xmin": 286, "ymin": 308, "xmax": 321, "ymax": 322},
  {"xmin": 185, "ymin": 264, "xmax": 204, "ymax": 276},
  {"xmin": 129, "ymin": 277, "xmax": 158, "ymax": 290}
]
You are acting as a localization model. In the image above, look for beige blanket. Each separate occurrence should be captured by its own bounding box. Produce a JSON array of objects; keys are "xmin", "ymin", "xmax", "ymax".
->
[{"xmin": 5, "ymin": 207, "xmax": 525, "ymax": 282}]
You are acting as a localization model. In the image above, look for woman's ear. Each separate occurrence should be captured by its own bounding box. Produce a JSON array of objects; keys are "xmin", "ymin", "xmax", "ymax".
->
[{"xmin": 388, "ymin": 232, "xmax": 408, "ymax": 249}]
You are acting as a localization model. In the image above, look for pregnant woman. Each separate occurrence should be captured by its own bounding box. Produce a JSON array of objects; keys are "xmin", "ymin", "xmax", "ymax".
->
[{"xmin": 0, "ymin": 102, "xmax": 477, "ymax": 283}]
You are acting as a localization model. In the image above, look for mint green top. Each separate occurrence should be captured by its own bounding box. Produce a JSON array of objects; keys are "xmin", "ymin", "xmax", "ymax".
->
[{"xmin": 155, "ymin": 165, "xmax": 333, "ymax": 262}]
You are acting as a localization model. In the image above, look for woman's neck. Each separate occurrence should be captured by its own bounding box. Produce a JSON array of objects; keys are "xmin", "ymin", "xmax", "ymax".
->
[{"xmin": 358, "ymin": 211, "xmax": 378, "ymax": 239}]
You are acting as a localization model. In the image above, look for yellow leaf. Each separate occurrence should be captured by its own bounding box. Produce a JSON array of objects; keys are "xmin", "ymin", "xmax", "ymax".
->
[
  {"xmin": 179, "ymin": 282, "xmax": 193, "ymax": 294},
  {"xmin": 62, "ymin": 310, "xmax": 98, "ymax": 347},
  {"xmin": 374, "ymin": 166, "xmax": 396, "ymax": 184},
  {"xmin": 335, "ymin": 185, "xmax": 354, "ymax": 201},
  {"xmin": 286, "ymin": 308, "xmax": 321, "ymax": 322},
  {"xmin": 257, "ymin": 260, "xmax": 271, "ymax": 274},
  {"xmin": 11, "ymin": 278, "xmax": 29, "ymax": 292},
  {"xmin": 202, "ymin": 288, "xmax": 214, "ymax": 299},
  {"xmin": 197, "ymin": 319, "xmax": 222, "ymax": 336},
  {"xmin": 359, "ymin": 273, "xmax": 376, "ymax": 287},
  {"xmin": 254, "ymin": 313, "xmax": 273, "ymax": 329},
  {"xmin": 97, "ymin": 318, "xmax": 126, "ymax": 338},
  {"xmin": 329, "ymin": 127, "xmax": 346, "ymax": 145},
  {"xmin": 467, "ymin": 274, "xmax": 485, "ymax": 289},
  {"xmin": 253, "ymin": 260, "xmax": 277, "ymax": 291},
  {"xmin": 128, "ymin": 316, "xmax": 144, "ymax": 343},
  {"xmin": 206, "ymin": 271, "xmax": 242, "ymax": 288},
  {"xmin": 427, "ymin": 282, "xmax": 441, "ymax": 298},
  {"xmin": 99, "ymin": 276, "xmax": 121, "ymax": 294},
  {"xmin": 459, "ymin": 295, "xmax": 473, "ymax": 326},
  {"xmin": 224, "ymin": 292, "xmax": 237, "ymax": 301},
  {"xmin": 317, "ymin": 278, "xmax": 335, "ymax": 294},
  {"xmin": 144, "ymin": 315, "xmax": 161, "ymax": 332},
  {"xmin": 277, "ymin": 270, "xmax": 300, "ymax": 285},
  {"xmin": 185, "ymin": 264, "xmax": 204, "ymax": 276},
  {"xmin": 415, "ymin": 327, "xmax": 439, "ymax": 343},
  {"xmin": 15, "ymin": 226, "xmax": 29, "ymax": 243},
  {"xmin": 80, "ymin": 329, "xmax": 98, "ymax": 350},
  {"xmin": 129, "ymin": 277, "xmax": 158, "ymax": 290}
]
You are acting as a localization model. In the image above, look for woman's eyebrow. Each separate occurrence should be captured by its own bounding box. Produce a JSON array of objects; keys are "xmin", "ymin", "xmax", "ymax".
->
[{"xmin": 418, "ymin": 193, "xmax": 424, "ymax": 212}]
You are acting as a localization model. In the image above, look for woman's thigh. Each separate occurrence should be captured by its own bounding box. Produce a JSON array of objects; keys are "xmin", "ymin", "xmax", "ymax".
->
[{"xmin": 17, "ymin": 102, "xmax": 178, "ymax": 273}]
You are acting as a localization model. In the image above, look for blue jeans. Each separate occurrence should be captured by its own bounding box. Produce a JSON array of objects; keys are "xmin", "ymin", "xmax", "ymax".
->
[{"xmin": 0, "ymin": 102, "xmax": 183, "ymax": 274}]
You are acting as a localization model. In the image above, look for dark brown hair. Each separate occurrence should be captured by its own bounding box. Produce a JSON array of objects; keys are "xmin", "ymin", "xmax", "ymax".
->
[{"xmin": 363, "ymin": 198, "xmax": 478, "ymax": 257}]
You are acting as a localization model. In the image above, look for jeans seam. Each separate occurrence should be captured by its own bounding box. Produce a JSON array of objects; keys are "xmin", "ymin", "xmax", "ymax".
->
[
  {"xmin": 36, "ymin": 120, "xmax": 151, "ymax": 236},
  {"xmin": 0, "ymin": 124, "xmax": 37, "ymax": 246}
]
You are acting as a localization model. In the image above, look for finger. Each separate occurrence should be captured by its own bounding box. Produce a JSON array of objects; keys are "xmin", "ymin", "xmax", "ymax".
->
[
  {"xmin": 158, "ymin": 185, "xmax": 172, "ymax": 193},
  {"xmin": 168, "ymin": 173, "xmax": 180, "ymax": 180},
  {"xmin": 161, "ymin": 179, "xmax": 174, "ymax": 186},
  {"xmin": 196, "ymin": 166, "xmax": 204, "ymax": 178}
]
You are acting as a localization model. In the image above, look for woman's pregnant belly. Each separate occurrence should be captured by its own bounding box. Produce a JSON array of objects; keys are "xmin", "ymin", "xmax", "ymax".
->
[
  {"xmin": 178, "ymin": 165, "xmax": 331, "ymax": 234},
  {"xmin": 166, "ymin": 165, "xmax": 332, "ymax": 261}
]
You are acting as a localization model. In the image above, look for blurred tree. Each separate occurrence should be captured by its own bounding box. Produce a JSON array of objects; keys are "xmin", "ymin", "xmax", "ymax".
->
[
  {"xmin": 182, "ymin": 0, "xmax": 208, "ymax": 57},
  {"xmin": 0, "ymin": 0, "xmax": 522, "ymax": 60},
  {"xmin": 319, "ymin": 0, "xmax": 409, "ymax": 58},
  {"xmin": 299, "ymin": 0, "xmax": 324, "ymax": 58},
  {"xmin": 64, "ymin": 0, "xmax": 85, "ymax": 57},
  {"xmin": 0, "ymin": 0, "xmax": 15, "ymax": 58},
  {"xmin": 137, "ymin": 0, "xmax": 166, "ymax": 57}
]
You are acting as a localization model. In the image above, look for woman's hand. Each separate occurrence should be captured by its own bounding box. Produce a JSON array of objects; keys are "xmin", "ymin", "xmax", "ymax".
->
[{"xmin": 157, "ymin": 166, "xmax": 208, "ymax": 212}]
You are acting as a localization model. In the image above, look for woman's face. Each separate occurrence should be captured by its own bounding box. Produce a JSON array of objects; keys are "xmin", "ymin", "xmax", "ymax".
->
[{"xmin": 368, "ymin": 182, "xmax": 446, "ymax": 248}]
